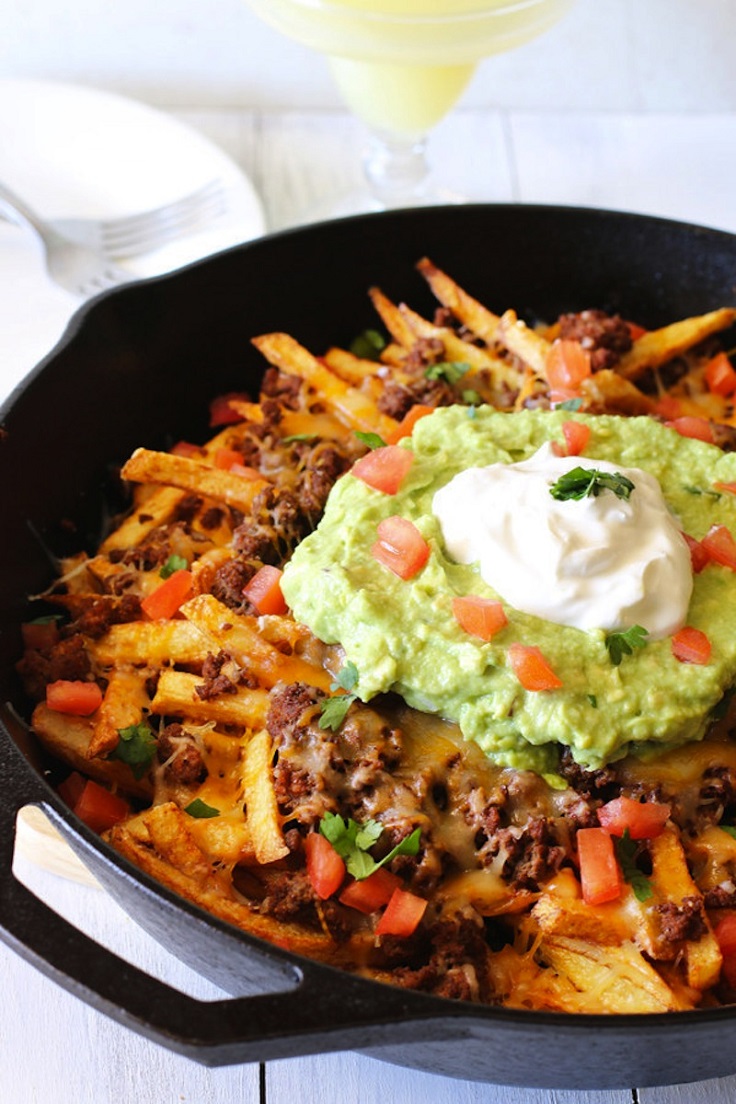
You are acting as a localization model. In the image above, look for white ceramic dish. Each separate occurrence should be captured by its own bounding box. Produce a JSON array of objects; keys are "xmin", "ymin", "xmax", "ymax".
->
[{"xmin": 0, "ymin": 78, "xmax": 265, "ymax": 392}]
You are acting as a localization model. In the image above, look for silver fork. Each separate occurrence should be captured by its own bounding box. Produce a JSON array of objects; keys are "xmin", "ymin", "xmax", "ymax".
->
[
  {"xmin": 53, "ymin": 178, "xmax": 227, "ymax": 260},
  {"xmin": 0, "ymin": 181, "xmax": 131, "ymax": 298}
]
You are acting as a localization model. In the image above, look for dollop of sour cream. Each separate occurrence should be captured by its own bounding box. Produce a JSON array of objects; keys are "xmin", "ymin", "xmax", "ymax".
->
[{"xmin": 432, "ymin": 443, "xmax": 692, "ymax": 638}]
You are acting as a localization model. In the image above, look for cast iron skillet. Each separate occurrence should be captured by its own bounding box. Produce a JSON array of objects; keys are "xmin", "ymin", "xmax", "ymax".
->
[{"xmin": 2, "ymin": 205, "xmax": 736, "ymax": 1090}]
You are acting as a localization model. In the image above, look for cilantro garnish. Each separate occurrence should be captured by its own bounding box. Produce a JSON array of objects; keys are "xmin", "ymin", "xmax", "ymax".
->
[
  {"xmin": 319, "ymin": 662, "xmax": 360, "ymax": 731},
  {"xmin": 355, "ymin": 431, "xmax": 386, "ymax": 450},
  {"xmin": 424, "ymin": 360, "xmax": 470, "ymax": 385},
  {"xmin": 282, "ymin": 433, "xmax": 318, "ymax": 444},
  {"xmin": 461, "ymin": 389, "xmax": 481, "ymax": 406},
  {"xmin": 549, "ymin": 467, "xmax": 635, "ymax": 502},
  {"xmin": 159, "ymin": 553, "xmax": 188, "ymax": 579},
  {"xmin": 720, "ymin": 824, "xmax": 736, "ymax": 840},
  {"xmin": 587, "ymin": 694, "xmax": 598, "ymax": 708},
  {"xmin": 614, "ymin": 830, "xmax": 653, "ymax": 902},
  {"xmin": 605, "ymin": 625, "xmax": 649, "ymax": 666},
  {"xmin": 184, "ymin": 798, "xmax": 220, "ymax": 819},
  {"xmin": 109, "ymin": 722, "xmax": 157, "ymax": 779},
  {"xmin": 319, "ymin": 810, "xmax": 421, "ymax": 880},
  {"xmin": 350, "ymin": 329, "xmax": 386, "ymax": 361},
  {"xmin": 557, "ymin": 397, "xmax": 583, "ymax": 412},
  {"xmin": 684, "ymin": 484, "xmax": 722, "ymax": 501}
]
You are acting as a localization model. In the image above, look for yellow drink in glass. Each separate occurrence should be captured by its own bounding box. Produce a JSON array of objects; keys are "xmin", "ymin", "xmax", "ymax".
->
[{"xmin": 245, "ymin": 0, "xmax": 577, "ymax": 211}]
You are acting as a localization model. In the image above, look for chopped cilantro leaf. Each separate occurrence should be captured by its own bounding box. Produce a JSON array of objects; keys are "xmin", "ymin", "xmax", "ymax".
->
[
  {"xmin": 461, "ymin": 389, "xmax": 481, "ymax": 405},
  {"xmin": 355, "ymin": 431, "xmax": 386, "ymax": 450},
  {"xmin": 160, "ymin": 553, "xmax": 188, "ymax": 579},
  {"xmin": 184, "ymin": 798, "xmax": 220, "ymax": 818},
  {"xmin": 557, "ymin": 397, "xmax": 583, "ymax": 411},
  {"xmin": 319, "ymin": 663, "xmax": 360, "ymax": 730},
  {"xmin": 720, "ymin": 824, "xmax": 736, "ymax": 840},
  {"xmin": 282, "ymin": 432, "xmax": 318, "ymax": 443},
  {"xmin": 109, "ymin": 722, "xmax": 157, "ymax": 779},
  {"xmin": 332, "ymin": 661, "xmax": 359, "ymax": 694},
  {"xmin": 350, "ymin": 328, "xmax": 386, "ymax": 361},
  {"xmin": 319, "ymin": 811, "xmax": 421, "ymax": 880},
  {"xmin": 684, "ymin": 484, "xmax": 721, "ymax": 500},
  {"xmin": 550, "ymin": 467, "xmax": 635, "ymax": 502},
  {"xmin": 319, "ymin": 695, "xmax": 356, "ymax": 731},
  {"xmin": 424, "ymin": 360, "xmax": 470, "ymax": 385},
  {"xmin": 587, "ymin": 694, "xmax": 598, "ymax": 708},
  {"xmin": 605, "ymin": 625, "xmax": 649, "ymax": 666},
  {"xmin": 614, "ymin": 830, "xmax": 653, "ymax": 902}
]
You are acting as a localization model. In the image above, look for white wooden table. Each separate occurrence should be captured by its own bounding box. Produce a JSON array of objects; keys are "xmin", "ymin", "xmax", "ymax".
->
[{"xmin": 4, "ymin": 104, "xmax": 736, "ymax": 1104}]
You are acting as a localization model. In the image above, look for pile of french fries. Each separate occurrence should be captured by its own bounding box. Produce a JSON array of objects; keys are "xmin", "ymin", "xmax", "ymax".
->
[{"xmin": 24, "ymin": 258, "xmax": 736, "ymax": 1012}]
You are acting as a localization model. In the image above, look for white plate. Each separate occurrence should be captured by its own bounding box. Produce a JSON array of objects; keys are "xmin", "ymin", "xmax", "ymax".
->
[{"xmin": 0, "ymin": 78, "xmax": 266, "ymax": 398}]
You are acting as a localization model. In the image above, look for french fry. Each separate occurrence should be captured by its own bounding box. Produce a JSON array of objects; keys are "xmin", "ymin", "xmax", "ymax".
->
[
  {"xmin": 496, "ymin": 309, "xmax": 551, "ymax": 378},
  {"xmin": 368, "ymin": 286, "xmax": 418, "ymax": 348},
  {"xmin": 87, "ymin": 667, "xmax": 151, "ymax": 759},
  {"xmin": 252, "ymin": 332, "xmax": 398, "ymax": 439},
  {"xmin": 101, "ymin": 486, "xmax": 186, "ymax": 554},
  {"xmin": 31, "ymin": 703, "xmax": 152, "ymax": 799},
  {"xmin": 121, "ymin": 448, "xmax": 269, "ymax": 513},
  {"xmin": 396, "ymin": 302, "xmax": 524, "ymax": 392},
  {"xmin": 151, "ymin": 669, "xmax": 270, "ymax": 729},
  {"xmin": 88, "ymin": 619, "xmax": 211, "ymax": 667},
  {"xmin": 180, "ymin": 593, "xmax": 333, "ymax": 691},
  {"xmin": 416, "ymin": 256, "xmax": 501, "ymax": 344},
  {"xmin": 242, "ymin": 729, "xmax": 289, "ymax": 865},
  {"xmin": 539, "ymin": 935, "xmax": 689, "ymax": 1013},
  {"xmin": 649, "ymin": 825, "xmax": 722, "ymax": 992},
  {"xmin": 617, "ymin": 307, "xmax": 736, "ymax": 380},
  {"xmin": 579, "ymin": 368, "xmax": 656, "ymax": 415}
]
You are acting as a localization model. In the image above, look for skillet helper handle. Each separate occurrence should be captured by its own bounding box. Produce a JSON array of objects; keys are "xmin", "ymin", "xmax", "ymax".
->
[{"xmin": 0, "ymin": 760, "xmax": 445, "ymax": 1064}]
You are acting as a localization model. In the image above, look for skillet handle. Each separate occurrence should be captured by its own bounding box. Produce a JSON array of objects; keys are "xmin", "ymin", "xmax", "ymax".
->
[{"xmin": 0, "ymin": 753, "xmax": 451, "ymax": 1065}]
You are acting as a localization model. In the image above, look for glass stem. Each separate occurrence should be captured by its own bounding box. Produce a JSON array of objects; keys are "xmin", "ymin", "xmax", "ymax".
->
[{"xmin": 361, "ymin": 131, "xmax": 432, "ymax": 209}]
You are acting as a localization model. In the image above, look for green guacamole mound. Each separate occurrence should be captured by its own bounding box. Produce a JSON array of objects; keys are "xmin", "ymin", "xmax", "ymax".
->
[{"xmin": 281, "ymin": 407, "xmax": 736, "ymax": 772}]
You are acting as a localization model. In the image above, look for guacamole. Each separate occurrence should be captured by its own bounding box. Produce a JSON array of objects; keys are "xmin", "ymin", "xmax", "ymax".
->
[{"xmin": 281, "ymin": 408, "xmax": 736, "ymax": 772}]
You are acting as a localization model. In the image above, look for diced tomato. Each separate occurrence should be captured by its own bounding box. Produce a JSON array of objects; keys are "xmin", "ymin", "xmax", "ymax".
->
[
  {"xmin": 72, "ymin": 779, "xmax": 131, "ymax": 834},
  {"xmin": 352, "ymin": 445, "xmax": 414, "ymax": 495},
  {"xmin": 576, "ymin": 827, "xmax": 621, "ymax": 906},
  {"xmin": 715, "ymin": 914, "xmax": 736, "ymax": 987},
  {"xmin": 452, "ymin": 595, "xmax": 508, "ymax": 641},
  {"xmin": 304, "ymin": 832, "xmax": 345, "ymax": 899},
  {"xmin": 701, "ymin": 524, "xmax": 736, "ymax": 571},
  {"xmin": 546, "ymin": 339, "xmax": 592, "ymax": 398},
  {"xmin": 171, "ymin": 440, "xmax": 205, "ymax": 459},
  {"xmin": 681, "ymin": 531, "xmax": 710, "ymax": 574},
  {"xmin": 57, "ymin": 770, "xmax": 87, "ymax": 809},
  {"xmin": 214, "ymin": 447, "xmax": 245, "ymax": 470},
  {"xmin": 375, "ymin": 887, "xmax": 428, "ymax": 937},
  {"xmin": 141, "ymin": 569, "xmax": 194, "ymax": 620},
  {"xmin": 213, "ymin": 448, "xmax": 261, "ymax": 480},
  {"xmin": 665, "ymin": 415, "xmax": 715, "ymax": 444},
  {"xmin": 208, "ymin": 391, "xmax": 249, "ymax": 427},
  {"xmin": 626, "ymin": 320, "xmax": 648, "ymax": 341},
  {"xmin": 242, "ymin": 564, "xmax": 288, "ymax": 616},
  {"xmin": 714, "ymin": 482, "xmax": 736, "ymax": 496},
  {"xmin": 46, "ymin": 679, "xmax": 103, "ymax": 716},
  {"xmin": 339, "ymin": 868, "xmax": 401, "ymax": 914},
  {"xmin": 652, "ymin": 395, "xmax": 683, "ymax": 420},
  {"xmin": 21, "ymin": 619, "xmax": 60, "ymax": 651},
  {"xmin": 704, "ymin": 351, "xmax": 736, "ymax": 397},
  {"xmin": 387, "ymin": 404, "xmax": 435, "ymax": 444},
  {"xmin": 371, "ymin": 516, "xmax": 430, "ymax": 580},
  {"xmin": 557, "ymin": 420, "xmax": 591, "ymax": 457},
  {"xmin": 507, "ymin": 643, "xmax": 563, "ymax": 691},
  {"xmin": 671, "ymin": 625, "xmax": 712, "ymax": 665},
  {"xmin": 597, "ymin": 795, "xmax": 671, "ymax": 840}
]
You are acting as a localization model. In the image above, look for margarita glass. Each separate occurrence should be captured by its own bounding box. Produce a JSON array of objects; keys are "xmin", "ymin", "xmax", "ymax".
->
[{"xmin": 246, "ymin": 0, "xmax": 577, "ymax": 213}]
